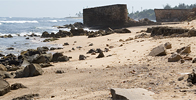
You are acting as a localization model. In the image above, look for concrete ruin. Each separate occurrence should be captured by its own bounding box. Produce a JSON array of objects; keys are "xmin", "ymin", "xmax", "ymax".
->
[
  {"xmin": 154, "ymin": 9, "xmax": 191, "ymax": 22},
  {"xmin": 83, "ymin": 4, "xmax": 128, "ymax": 29}
]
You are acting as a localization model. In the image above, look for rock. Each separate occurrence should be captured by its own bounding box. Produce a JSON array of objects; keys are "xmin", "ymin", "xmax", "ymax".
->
[
  {"xmin": 192, "ymin": 58, "xmax": 196, "ymax": 63},
  {"xmin": 89, "ymin": 43, "xmax": 93, "ymax": 46},
  {"xmin": 164, "ymin": 42, "xmax": 172, "ymax": 49},
  {"xmin": 188, "ymin": 29, "xmax": 196, "ymax": 36},
  {"xmin": 0, "ymin": 64, "xmax": 7, "ymax": 71},
  {"xmin": 73, "ymin": 22, "xmax": 84, "ymax": 28},
  {"xmin": 70, "ymin": 28, "xmax": 86, "ymax": 36},
  {"xmin": 39, "ymin": 63, "xmax": 53, "ymax": 68},
  {"xmin": 105, "ymin": 27, "xmax": 114, "ymax": 35},
  {"xmin": 104, "ymin": 48, "xmax": 109, "ymax": 52},
  {"xmin": 12, "ymin": 94, "xmax": 39, "ymax": 100},
  {"xmin": 41, "ymin": 31, "xmax": 50, "ymax": 38},
  {"xmin": 149, "ymin": 44, "xmax": 166, "ymax": 56},
  {"xmin": 37, "ymin": 47, "xmax": 49, "ymax": 53},
  {"xmin": 0, "ymin": 79, "xmax": 10, "ymax": 96},
  {"xmin": 26, "ymin": 37, "xmax": 29, "ymax": 39},
  {"xmin": 79, "ymin": 55, "xmax": 86, "ymax": 60},
  {"xmin": 187, "ymin": 69, "xmax": 196, "ymax": 84},
  {"xmin": 183, "ymin": 56, "xmax": 192, "ymax": 60},
  {"xmin": 63, "ymin": 42, "xmax": 69, "ymax": 46},
  {"xmin": 114, "ymin": 28, "xmax": 131, "ymax": 33},
  {"xmin": 57, "ymin": 56, "xmax": 69, "ymax": 62},
  {"xmin": 96, "ymin": 48, "xmax": 103, "ymax": 53},
  {"xmin": 55, "ymin": 70, "xmax": 65, "ymax": 74},
  {"xmin": 87, "ymin": 49, "xmax": 96, "ymax": 54},
  {"xmin": 0, "ymin": 71, "xmax": 13, "ymax": 79},
  {"xmin": 15, "ymin": 64, "xmax": 43, "ymax": 78},
  {"xmin": 177, "ymin": 45, "xmax": 191, "ymax": 54},
  {"xmin": 43, "ymin": 38, "xmax": 58, "ymax": 42},
  {"xmin": 125, "ymin": 37, "xmax": 134, "ymax": 41},
  {"xmin": 180, "ymin": 59, "xmax": 185, "ymax": 64},
  {"xmin": 51, "ymin": 52, "xmax": 63, "ymax": 62},
  {"xmin": 0, "ymin": 53, "xmax": 4, "ymax": 57},
  {"xmin": 135, "ymin": 33, "xmax": 149, "ymax": 39},
  {"xmin": 96, "ymin": 51, "xmax": 105, "ymax": 58},
  {"xmin": 11, "ymin": 83, "xmax": 27, "ymax": 90},
  {"xmin": 178, "ymin": 76, "xmax": 184, "ymax": 81},
  {"xmin": 6, "ymin": 47, "xmax": 14, "ymax": 50},
  {"xmin": 168, "ymin": 53, "xmax": 182, "ymax": 62},
  {"xmin": 72, "ymin": 48, "xmax": 75, "ymax": 50},
  {"xmin": 31, "ymin": 55, "xmax": 49, "ymax": 64},
  {"xmin": 110, "ymin": 88, "xmax": 154, "ymax": 100}
]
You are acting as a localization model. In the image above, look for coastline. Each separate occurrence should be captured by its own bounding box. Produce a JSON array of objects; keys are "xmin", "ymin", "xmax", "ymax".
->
[{"xmin": 1, "ymin": 20, "xmax": 196, "ymax": 99}]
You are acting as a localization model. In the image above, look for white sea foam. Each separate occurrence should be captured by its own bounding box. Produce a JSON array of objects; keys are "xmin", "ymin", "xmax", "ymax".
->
[
  {"xmin": 0, "ymin": 23, "xmax": 1, "ymax": 25},
  {"xmin": 58, "ymin": 20, "xmax": 67, "ymax": 22},
  {"xmin": 0, "ymin": 20, "xmax": 39, "ymax": 24},
  {"xmin": 48, "ymin": 20, "xmax": 58, "ymax": 22}
]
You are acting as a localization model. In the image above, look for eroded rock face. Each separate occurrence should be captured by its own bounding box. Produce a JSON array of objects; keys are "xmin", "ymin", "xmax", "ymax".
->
[
  {"xmin": 0, "ymin": 79, "xmax": 10, "ymax": 96},
  {"xmin": 149, "ymin": 44, "xmax": 166, "ymax": 56}
]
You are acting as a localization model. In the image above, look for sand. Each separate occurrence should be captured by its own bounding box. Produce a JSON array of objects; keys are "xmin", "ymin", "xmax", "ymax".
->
[{"xmin": 1, "ymin": 20, "xmax": 196, "ymax": 100}]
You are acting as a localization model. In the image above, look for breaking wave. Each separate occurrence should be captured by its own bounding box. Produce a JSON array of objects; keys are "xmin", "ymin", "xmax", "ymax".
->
[{"xmin": 0, "ymin": 20, "xmax": 39, "ymax": 24}]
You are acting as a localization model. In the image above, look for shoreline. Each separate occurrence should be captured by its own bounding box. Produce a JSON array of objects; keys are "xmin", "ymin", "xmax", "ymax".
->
[{"xmin": 1, "ymin": 20, "xmax": 196, "ymax": 99}]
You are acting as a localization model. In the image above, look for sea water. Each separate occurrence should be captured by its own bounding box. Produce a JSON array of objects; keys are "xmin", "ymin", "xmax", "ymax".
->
[{"xmin": 0, "ymin": 17, "xmax": 83, "ymax": 55}]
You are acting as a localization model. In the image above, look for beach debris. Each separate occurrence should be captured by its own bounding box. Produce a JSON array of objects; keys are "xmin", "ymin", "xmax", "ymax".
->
[
  {"xmin": 0, "ymin": 79, "xmax": 10, "ymax": 96},
  {"xmin": 176, "ymin": 45, "xmax": 191, "ymax": 54},
  {"xmin": 12, "ymin": 94, "xmax": 39, "ymax": 100},
  {"xmin": 11, "ymin": 83, "xmax": 27, "ymax": 90},
  {"xmin": 164, "ymin": 42, "xmax": 172, "ymax": 49},
  {"xmin": 63, "ymin": 42, "xmax": 69, "ymax": 46},
  {"xmin": 79, "ymin": 55, "xmax": 86, "ymax": 60},
  {"xmin": 149, "ymin": 44, "xmax": 166, "ymax": 56},
  {"xmin": 96, "ymin": 51, "xmax": 105, "ymax": 58},
  {"xmin": 168, "ymin": 53, "xmax": 182, "ymax": 62}
]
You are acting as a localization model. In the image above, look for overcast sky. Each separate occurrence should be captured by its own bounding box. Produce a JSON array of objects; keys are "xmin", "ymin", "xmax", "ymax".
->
[{"xmin": 0, "ymin": 0, "xmax": 195, "ymax": 17}]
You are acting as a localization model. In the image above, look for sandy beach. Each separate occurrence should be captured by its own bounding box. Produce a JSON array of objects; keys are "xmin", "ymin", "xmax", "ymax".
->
[{"xmin": 1, "ymin": 20, "xmax": 196, "ymax": 100}]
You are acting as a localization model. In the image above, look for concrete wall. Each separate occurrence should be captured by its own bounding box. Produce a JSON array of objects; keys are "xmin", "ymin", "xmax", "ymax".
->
[
  {"xmin": 83, "ymin": 4, "xmax": 128, "ymax": 28},
  {"xmin": 154, "ymin": 9, "xmax": 191, "ymax": 22}
]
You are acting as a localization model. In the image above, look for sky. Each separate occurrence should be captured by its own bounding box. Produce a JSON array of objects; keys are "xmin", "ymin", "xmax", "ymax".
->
[{"xmin": 0, "ymin": 0, "xmax": 195, "ymax": 17}]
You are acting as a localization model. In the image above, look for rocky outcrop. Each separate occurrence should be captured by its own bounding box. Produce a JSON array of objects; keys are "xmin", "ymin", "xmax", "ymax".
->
[{"xmin": 0, "ymin": 79, "xmax": 10, "ymax": 96}]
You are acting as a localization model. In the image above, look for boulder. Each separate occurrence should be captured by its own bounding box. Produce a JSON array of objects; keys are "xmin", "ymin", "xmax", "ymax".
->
[
  {"xmin": 57, "ymin": 56, "xmax": 69, "ymax": 62},
  {"xmin": 79, "ymin": 55, "xmax": 86, "ymax": 60},
  {"xmin": 70, "ymin": 28, "xmax": 86, "ymax": 36},
  {"xmin": 96, "ymin": 48, "xmax": 103, "ymax": 53},
  {"xmin": 105, "ymin": 27, "xmax": 114, "ymax": 35},
  {"xmin": 149, "ymin": 44, "xmax": 166, "ymax": 56},
  {"xmin": 0, "ymin": 64, "xmax": 7, "ymax": 71},
  {"xmin": 96, "ymin": 51, "xmax": 105, "ymax": 58},
  {"xmin": 41, "ymin": 31, "xmax": 50, "ymax": 38},
  {"xmin": 188, "ymin": 29, "xmax": 196, "ymax": 36},
  {"xmin": 164, "ymin": 42, "xmax": 172, "ymax": 49},
  {"xmin": 63, "ymin": 42, "xmax": 69, "ymax": 46},
  {"xmin": 0, "ymin": 79, "xmax": 10, "ymax": 96},
  {"xmin": 37, "ymin": 47, "xmax": 49, "ymax": 54},
  {"xmin": 11, "ymin": 83, "xmax": 27, "ymax": 90},
  {"xmin": 168, "ymin": 53, "xmax": 182, "ymax": 62},
  {"xmin": 177, "ymin": 45, "xmax": 191, "ymax": 54},
  {"xmin": 114, "ymin": 28, "xmax": 131, "ymax": 33},
  {"xmin": 0, "ymin": 71, "xmax": 13, "ymax": 79},
  {"xmin": 87, "ymin": 49, "xmax": 96, "ymax": 54},
  {"xmin": 110, "ymin": 88, "xmax": 154, "ymax": 100},
  {"xmin": 15, "ymin": 64, "xmax": 43, "ymax": 78},
  {"xmin": 51, "ymin": 52, "xmax": 63, "ymax": 62}
]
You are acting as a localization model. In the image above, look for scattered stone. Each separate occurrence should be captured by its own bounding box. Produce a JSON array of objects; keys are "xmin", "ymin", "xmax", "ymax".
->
[
  {"xmin": 135, "ymin": 33, "xmax": 149, "ymax": 39},
  {"xmin": 178, "ymin": 76, "xmax": 184, "ymax": 81},
  {"xmin": 0, "ymin": 64, "xmax": 7, "ymax": 71},
  {"xmin": 63, "ymin": 42, "xmax": 69, "ymax": 46},
  {"xmin": 168, "ymin": 53, "xmax": 182, "ymax": 62},
  {"xmin": 91, "ymin": 52, "xmax": 96, "ymax": 55},
  {"xmin": 105, "ymin": 27, "xmax": 114, "ymax": 35},
  {"xmin": 56, "ymin": 70, "xmax": 65, "ymax": 74},
  {"xmin": 0, "ymin": 79, "xmax": 10, "ymax": 96},
  {"xmin": 192, "ymin": 58, "xmax": 196, "ymax": 63},
  {"xmin": 187, "ymin": 69, "xmax": 196, "ymax": 84},
  {"xmin": 57, "ymin": 56, "xmax": 69, "ymax": 62},
  {"xmin": 177, "ymin": 45, "xmax": 191, "ymax": 54},
  {"xmin": 114, "ymin": 28, "xmax": 131, "ymax": 33},
  {"xmin": 180, "ymin": 59, "xmax": 185, "ymax": 64},
  {"xmin": 89, "ymin": 43, "xmax": 93, "ymax": 46},
  {"xmin": 72, "ymin": 48, "xmax": 75, "ymax": 50},
  {"xmin": 6, "ymin": 47, "xmax": 14, "ymax": 50},
  {"xmin": 79, "ymin": 55, "xmax": 86, "ymax": 60},
  {"xmin": 0, "ymin": 71, "xmax": 14, "ymax": 79},
  {"xmin": 11, "ymin": 83, "xmax": 27, "ymax": 90},
  {"xmin": 110, "ymin": 88, "xmax": 154, "ymax": 100},
  {"xmin": 149, "ymin": 44, "xmax": 166, "ymax": 56},
  {"xmin": 104, "ymin": 48, "xmax": 109, "ymax": 52},
  {"xmin": 96, "ymin": 51, "xmax": 105, "ymax": 58},
  {"xmin": 125, "ymin": 37, "xmax": 134, "ymax": 41},
  {"xmin": 164, "ymin": 42, "xmax": 172, "ymax": 49},
  {"xmin": 183, "ymin": 56, "xmax": 193, "ymax": 60},
  {"xmin": 26, "ymin": 37, "xmax": 29, "ymax": 39},
  {"xmin": 87, "ymin": 49, "xmax": 96, "ymax": 54},
  {"xmin": 12, "ymin": 94, "xmax": 39, "ymax": 100}
]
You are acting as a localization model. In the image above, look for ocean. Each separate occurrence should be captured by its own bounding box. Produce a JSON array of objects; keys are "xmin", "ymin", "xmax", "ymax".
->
[{"xmin": 0, "ymin": 17, "xmax": 83, "ymax": 55}]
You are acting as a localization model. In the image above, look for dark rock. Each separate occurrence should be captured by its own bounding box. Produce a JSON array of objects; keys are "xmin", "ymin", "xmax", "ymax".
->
[
  {"xmin": 11, "ymin": 83, "xmax": 27, "ymax": 90},
  {"xmin": 63, "ymin": 42, "xmax": 69, "ymax": 46},
  {"xmin": 96, "ymin": 51, "xmax": 105, "ymax": 58},
  {"xmin": 146, "ymin": 28, "xmax": 152, "ymax": 33},
  {"xmin": 37, "ymin": 47, "xmax": 49, "ymax": 53},
  {"xmin": 0, "ymin": 79, "xmax": 10, "ymax": 96},
  {"xmin": 7, "ymin": 65, "xmax": 20, "ymax": 71},
  {"xmin": 73, "ymin": 22, "xmax": 84, "ymax": 28},
  {"xmin": 41, "ymin": 31, "xmax": 50, "ymax": 38},
  {"xmin": 55, "ymin": 70, "xmax": 65, "ymax": 74},
  {"xmin": 0, "ymin": 53, "xmax": 4, "ymax": 57},
  {"xmin": 168, "ymin": 53, "xmax": 182, "ymax": 62},
  {"xmin": 12, "ymin": 94, "xmax": 39, "ymax": 100},
  {"xmin": 57, "ymin": 56, "xmax": 69, "ymax": 62},
  {"xmin": 96, "ymin": 48, "xmax": 103, "ymax": 53},
  {"xmin": 87, "ymin": 49, "xmax": 96, "ymax": 54},
  {"xmin": 105, "ymin": 27, "xmax": 114, "ymax": 35},
  {"xmin": 0, "ymin": 64, "xmax": 7, "ymax": 71},
  {"xmin": 79, "ymin": 55, "xmax": 86, "ymax": 60},
  {"xmin": 188, "ymin": 29, "xmax": 196, "ymax": 36},
  {"xmin": 164, "ymin": 42, "xmax": 172, "ymax": 49},
  {"xmin": 176, "ymin": 45, "xmax": 191, "ymax": 54},
  {"xmin": 178, "ymin": 76, "xmax": 184, "ymax": 81},
  {"xmin": 6, "ymin": 47, "xmax": 14, "ymax": 50},
  {"xmin": 0, "ymin": 71, "xmax": 13, "ymax": 79},
  {"xmin": 135, "ymin": 33, "xmax": 149, "ymax": 39},
  {"xmin": 89, "ymin": 43, "xmax": 93, "ymax": 46},
  {"xmin": 43, "ymin": 38, "xmax": 58, "ymax": 42},
  {"xmin": 72, "ymin": 48, "xmax": 75, "ymax": 50},
  {"xmin": 51, "ymin": 52, "xmax": 63, "ymax": 62},
  {"xmin": 31, "ymin": 55, "xmax": 49, "ymax": 64},
  {"xmin": 180, "ymin": 59, "xmax": 185, "ymax": 64},
  {"xmin": 149, "ymin": 44, "xmax": 166, "ymax": 56},
  {"xmin": 26, "ymin": 37, "xmax": 29, "ymax": 39},
  {"xmin": 21, "ymin": 49, "xmax": 41, "ymax": 56},
  {"xmin": 39, "ymin": 63, "xmax": 53, "ymax": 68},
  {"xmin": 70, "ymin": 28, "xmax": 86, "ymax": 36},
  {"xmin": 50, "ymin": 47, "xmax": 56, "ymax": 50},
  {"xmin": 104, "ymin": 48, "xmax": 109, "ymax": 52},
  {"xmin": 192, "ymin": 58, "xmax": 196, "ymax": 63},
  {"xmin": 114, "ymin": 28, "xmax": 131, "ymax": 33},
  {"xmin": 187, "ymin": 69, "xmax": 196, "ymax": 84}
]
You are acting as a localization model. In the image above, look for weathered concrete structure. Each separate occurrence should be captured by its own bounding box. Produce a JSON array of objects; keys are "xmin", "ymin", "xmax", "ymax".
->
[
  {"xmin": 83, "ymin": 4, "xmax": 128, "ymax": 28},
  {"xmin": 154, "ymin": 9, "xmax": 191, "ymax": 22}
]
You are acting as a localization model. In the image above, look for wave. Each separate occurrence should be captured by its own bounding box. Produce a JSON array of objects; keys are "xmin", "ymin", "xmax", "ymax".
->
[
  {"xmin": 48, "ymin": 20, "xmax": 58, "ymax": 22},
  {"xmin": 0, "ymin": 20, "xmax": 39, "ymax": 24},
  {"xmin": 58, "ymin": 20, "xmax": 67, "ymax": 22},
  {"xmin": 0, "ymin": 23, "xmax": 1, "ymax": 25}
]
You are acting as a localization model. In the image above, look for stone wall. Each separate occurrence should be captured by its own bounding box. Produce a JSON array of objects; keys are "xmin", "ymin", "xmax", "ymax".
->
[
  {"xmin": 83, "ymin": 4, "xmax": 128, "ymax": 29},
  {"xmin": 154, "ymin": 9, "xmax": 191, "ymax": 22}
]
